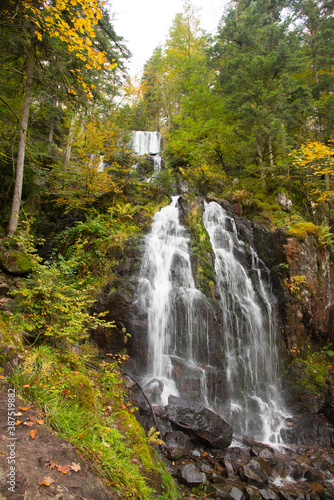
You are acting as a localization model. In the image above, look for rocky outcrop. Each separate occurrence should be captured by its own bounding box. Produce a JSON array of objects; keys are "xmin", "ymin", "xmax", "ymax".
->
[
  {"xmin": 162, "ymin": 433, "xmax": 334, "ymax": 499},
  {"xmin": 90, "ymin": 236, "xmax": 144, "ymax": 355},
  {"xmin": 166, "ymin": 396, "xmax": 233, "ymax": 449},
  {"xmin": 93, "ymin": 196, "xmax": 334, "ymax": 437},
  {"xmin": 0, "ymin": 242, "xmax": 34, "ymax": 275}
]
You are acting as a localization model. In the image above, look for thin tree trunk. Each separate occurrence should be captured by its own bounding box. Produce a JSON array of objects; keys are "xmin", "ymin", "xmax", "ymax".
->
[
  {"xmin": 8, "ymin": 56, "xmax": 33, "ymax": 235},
  {"xmin": 269, "ymin": 136, "xmax": 274, "ymax": 168},
  {"xmin": 256, "ymin": 140, "xmax": 266, "ymax": 189},
  {"xmin": 64, "ymin": 115, "xmax": 76, "ymax": 168},
  {"xmin": 48, "ymin": 96, "xmax": 57, "ymax": 152}
]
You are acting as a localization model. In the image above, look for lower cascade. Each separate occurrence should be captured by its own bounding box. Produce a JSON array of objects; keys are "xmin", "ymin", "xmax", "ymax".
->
[
  {"xmin": 134, "ymin": 196, "xmax": 211, "ymax": 407},
  {"xmin": 134, "ymin": 197, "xmax": 289, "ymax": 444},
  {"xmin": 203, "ymin": 201, "xmax": 289, "ymax": 443}
]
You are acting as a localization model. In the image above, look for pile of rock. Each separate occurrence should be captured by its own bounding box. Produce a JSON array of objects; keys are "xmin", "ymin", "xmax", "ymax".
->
[{"xmin": 130, "ymin": 393, "xmax": 334, "ymax": 498}]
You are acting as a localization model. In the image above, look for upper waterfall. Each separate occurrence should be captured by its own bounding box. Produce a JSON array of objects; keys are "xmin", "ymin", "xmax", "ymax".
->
[{"xmin": 131, "ymin": 131, "xmax": 161, "ymax": 156}]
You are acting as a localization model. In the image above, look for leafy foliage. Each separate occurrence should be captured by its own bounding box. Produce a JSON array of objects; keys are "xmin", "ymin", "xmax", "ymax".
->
[{"xmin": 9, "ymin": 228, "xmax": 114, "ymax": 346}]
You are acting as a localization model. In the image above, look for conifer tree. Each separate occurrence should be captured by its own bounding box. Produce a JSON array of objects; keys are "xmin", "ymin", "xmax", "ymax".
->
[{"xmin": 213, "ymin": 0, "xmax": 309, "ymax": 184}]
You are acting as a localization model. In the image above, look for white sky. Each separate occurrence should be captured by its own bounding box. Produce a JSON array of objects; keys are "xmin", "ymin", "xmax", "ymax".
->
[{"xmin": 108, "ymin": 0, "xmax": 229, "ymax": 77}]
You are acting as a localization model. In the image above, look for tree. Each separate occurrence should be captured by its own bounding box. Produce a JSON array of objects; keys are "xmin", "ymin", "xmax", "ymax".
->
[
  {"xmin": 2, "ymin": 0, "xmax": 122, "ymax": 234},
  {"xmin": 49, "ymin": 116, "xmax": 133, "ymax": 210},
  {"xmin": 291, "ymin": 0, "xmax": 334, "ymax": 141},
  {"xmin": 212, "ymin": 0, "xmax": 310, "ymax": 185},
  {"xmin": 291, "ymin": 140, "xmax": 334, "ymax": 200}
]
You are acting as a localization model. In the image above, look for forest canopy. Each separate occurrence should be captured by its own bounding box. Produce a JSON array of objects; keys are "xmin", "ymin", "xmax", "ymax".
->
[{"xmin": 0, "ymin": 0, "xmax": 333, "ymax": 232}]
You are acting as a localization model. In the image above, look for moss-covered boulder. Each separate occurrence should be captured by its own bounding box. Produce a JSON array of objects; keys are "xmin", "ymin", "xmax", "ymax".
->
[{"xmin": 0, "ymin": 244, "xmax": 34, "ymax": 275}]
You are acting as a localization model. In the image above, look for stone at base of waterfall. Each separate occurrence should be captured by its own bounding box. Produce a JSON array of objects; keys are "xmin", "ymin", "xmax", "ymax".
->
[
  {"xmin": 165, "ymin": 431, "xmax": 191, "ymax": 460},
  {"xmin": 166, "ymin": 396, "xmax": 233, "ymax": 449},
  {"xmin": 230, "ymin": 486, "xmax": 247, "ymax": 500},
  {"xmin": 258, "ymin": 489, "xmax": 279, "ymax": 500},
  {"xmin": 178, "ymin": 463, "xmax": 207, "ymax": 485},
  {"xmin": 240, "ymin": 457, "xmax": 271, "ymax": 486}
]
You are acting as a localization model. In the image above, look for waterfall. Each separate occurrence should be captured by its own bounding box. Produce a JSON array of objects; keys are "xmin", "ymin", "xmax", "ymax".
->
[
  {"xmin": 134, "ymin": 196, "xmax": 211, "ymax": 407},
  {"xmin": 153, "ymin": 154, "xmax": 162, "ymax": 172},
  {"xmin": 203, "ymin": 201, "xmax": 289, "ymax": 444},
  {"xmin": 131, "ymin": 131, "xmax": 161, "ymax": 156},
  {"xmin": 133, "ymin": 197, "xmax": 288, "ymax": 445},
  {"xmin": 131, "ymin": 131, "xmax": 162, "ymax": 178}
]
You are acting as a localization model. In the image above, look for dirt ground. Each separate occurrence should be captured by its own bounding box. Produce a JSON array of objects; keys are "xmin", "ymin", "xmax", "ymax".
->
[{"xmin": 0, "ymin": 389, "xmax": 121, "ymax": 500}]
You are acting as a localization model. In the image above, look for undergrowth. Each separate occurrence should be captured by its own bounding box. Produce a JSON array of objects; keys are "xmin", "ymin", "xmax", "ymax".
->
[
  {"xmin": 7, "ymin": 345, "xmax": 177, "ymax": 499},
  {"xmin": 288, "ymin": 344, "xmax": 334, "ymax": 396}
]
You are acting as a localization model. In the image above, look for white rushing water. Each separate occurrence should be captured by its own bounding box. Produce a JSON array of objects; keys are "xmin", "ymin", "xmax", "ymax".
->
[
  {"xmin": 134, "ymin": 196, "xmax": 211, "ymax": 406},
  {"xmin": 203, "ymin": 201, "xmax": 289, "ymax": 444},
  {"xmin": 131, "ymin": 131, "xmax": 162, "ymax": 179},
  {"xmin": 131, "ymin": 131, "xmax": 161, "ymax": 156},
  {"xmin": 134, "ymin": 197, "xmax": 289, "ymax": 444}
]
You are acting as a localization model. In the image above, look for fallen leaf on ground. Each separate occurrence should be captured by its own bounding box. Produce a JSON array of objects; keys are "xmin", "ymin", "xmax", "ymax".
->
[
  {"xmin": 19, "ymin": 406, "xmax": 29, "ymax": 410},
  {"xmin": 58, "ymin": 465, "xmax": 70, "ymax": 474},
  {"xmin": 29, "ymin": 429, "xmax": 37, "ymax": 439},
  {"xmin": 44, "ymin": 460, "xmax": 58, "ymax": 470},
  {"xmin": 15, "ymin": 412, "xmax": 23, "ymax": 416},
  {"xmin": 24, "ymin": 421, "xmax": 34, "ymax": 427},
  {"xmin": 39, "ymin": 476, "xmax": 55, "ymax": 486},
  {"xmin": 37, "ymin": 419, "xmax": 44, "ymax": 425},
  {"xmin": 70, "ymin": 462, "xmax": 81, "ymax": 472},
  {"xmin": 15, "ymin": 420, "xmax": 22, "ymax": 426}
]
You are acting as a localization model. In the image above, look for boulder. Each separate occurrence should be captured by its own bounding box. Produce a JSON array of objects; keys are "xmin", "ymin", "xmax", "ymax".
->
[
  {"xmin": 165, "ymin": 431, "xmax": 191, "ymax": 460},
  {"xmin": 166, "ymin": 395, "xmax": 233, "ymax": 449},
  {"xmin": 0, "ymin": 246, "xmax": 34, "ymax": 275},
  {"xmin": 178, "ymin": 463, "xmax": 206, "ymax": 485},
  {"xmin": 258, "ymin": 489, "xmax": 279, "ymax": 500},
  {"xmin": 274, "ymin": 192, "xmax": 292, "ymax": 211},
  {"xmin": 230, "ymin": 486, "xmax": 247, "ymax": 500},
  {"xmin": 240, "ymin": 457, "xmax": 271, "ymax": 486},
  {"xmin": 207, "ymin": 484, "xmax": 234, "ymax": 499},
  {"xmin": 245, "ymin": 485, "xmax": 263, "ymax": 500}
]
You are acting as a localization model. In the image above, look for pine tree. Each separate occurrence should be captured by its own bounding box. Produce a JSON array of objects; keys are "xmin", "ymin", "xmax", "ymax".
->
[{"xmin": 213, "ymin": 0, "xmax": 309, "ymax": 184}]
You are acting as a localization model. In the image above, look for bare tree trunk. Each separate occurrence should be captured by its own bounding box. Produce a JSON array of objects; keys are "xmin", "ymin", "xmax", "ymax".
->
[
  {"xmin": 256, "ymin": 140, "xmax": 266, "ymax": 189},
  {"xmin": 8, "ymin": 56, "xmax": 33, "ymax": 235},
  {"xmin": 269, "ymin": 136, "xmax": 274, "ymax": 168},
  {"xmin": 64, "ymin": 115, "xmax": 76, "ymax": 168},
  {"xmin": 48, "ymin": 96, "xmax": 57, "ymax": 152}
]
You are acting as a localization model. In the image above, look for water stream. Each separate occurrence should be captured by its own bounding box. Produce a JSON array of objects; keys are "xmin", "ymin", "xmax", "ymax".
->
[
  {"xmin": 134, "ymin": 196, "xmax": 211, "ymax": 406},
  {"xmin": 134, "ymin": 197, "xmax": 288, "ymax": 444},
  {"xmin": 203, "ymin": 201, "xmax": 289, "ymax": 443},
  {"xmin": 131, "ymin": 131, "xmax": 161, "ymax": 156}
]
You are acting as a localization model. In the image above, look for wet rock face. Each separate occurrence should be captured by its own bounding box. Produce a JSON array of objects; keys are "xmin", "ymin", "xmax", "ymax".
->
[
  {"xmin": 280, "ymin": 413, "xmax": 334, "ymax": 448},
  {"xmin": 91, "ymin": 236, "xmax": 145, "ymax": 357},
  {"xmin": 166, "ymin": 396, "xmax": 233, "ymax": 449},
  {"xmin": 323, "ymin": 388, "xmax": 334, "ymax": 426}
]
